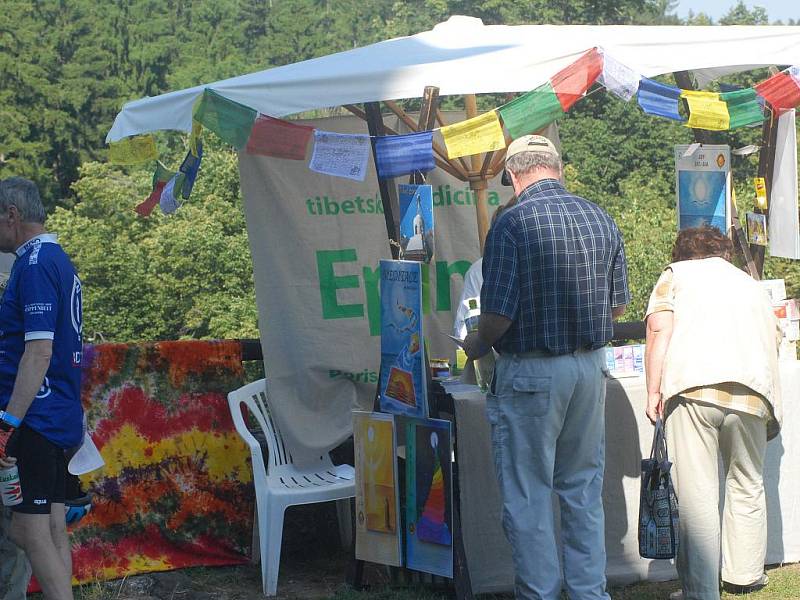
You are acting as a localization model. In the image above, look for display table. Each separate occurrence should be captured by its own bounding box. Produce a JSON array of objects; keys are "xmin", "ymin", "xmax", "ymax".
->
[{"xmin": 443, "ymin": 361, "xmax": 800, "ymax": 595}]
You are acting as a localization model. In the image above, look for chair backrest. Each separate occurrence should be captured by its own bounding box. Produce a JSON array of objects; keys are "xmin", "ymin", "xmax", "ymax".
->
[{"xmin": 228, "ymin": 379, "xmax": 333, "ymax": 477}]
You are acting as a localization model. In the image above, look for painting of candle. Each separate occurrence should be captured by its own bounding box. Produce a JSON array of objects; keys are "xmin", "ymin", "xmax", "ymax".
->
[{"xmin": 353, "ymin": 411, "xmax": 402, "ymax": 566}]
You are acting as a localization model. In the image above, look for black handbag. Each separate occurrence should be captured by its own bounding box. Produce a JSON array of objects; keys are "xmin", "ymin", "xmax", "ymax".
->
[{"xmin": 638, "ymin": 417, "xmax": 679, "ymax": 559}]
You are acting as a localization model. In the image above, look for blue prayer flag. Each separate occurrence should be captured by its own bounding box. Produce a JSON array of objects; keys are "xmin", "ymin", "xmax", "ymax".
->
[
  {"xmin": 637, "ymin": 78, "xmax": 685, "ymax": 121},
  {"xmin": 374, "ymin": 131, "xmax": 435, "ymax": 179},
  {"xmin": 179, "ymin": 141, "xmax": 203, "ymax": 200}
]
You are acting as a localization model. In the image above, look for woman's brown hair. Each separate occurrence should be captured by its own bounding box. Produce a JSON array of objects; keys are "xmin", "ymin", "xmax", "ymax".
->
[{"xmin": 672, "ymin": 225, "xmax": 733, "ymax": 262}]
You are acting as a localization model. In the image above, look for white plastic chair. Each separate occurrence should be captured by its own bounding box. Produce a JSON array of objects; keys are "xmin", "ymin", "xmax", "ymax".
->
[{"xmin": 228, "ymin": 379, "xmax": 355, "ymax": 597}]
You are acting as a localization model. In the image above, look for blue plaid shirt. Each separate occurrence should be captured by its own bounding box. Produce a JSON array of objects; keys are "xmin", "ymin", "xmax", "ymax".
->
[{"xmin": 481, "ymin": 179, "xmax": 630, "ymax": 355}]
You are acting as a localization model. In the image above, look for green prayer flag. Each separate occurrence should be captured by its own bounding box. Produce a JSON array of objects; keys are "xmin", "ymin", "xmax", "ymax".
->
[
  {"xmin": 721, "ymin": 89, "xmax": 764, "ymax": 130},
  {"xmin": 193, "ymin": 89, "xmax": 257, "ymax": 149},
  {"xmin": 499, "ymin": 82, "xmax": 564, "ymax": 139}
]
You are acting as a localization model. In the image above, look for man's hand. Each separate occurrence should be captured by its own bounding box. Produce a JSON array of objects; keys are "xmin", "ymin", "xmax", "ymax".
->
[
  {"xmin": 0, "ymin": 425, "xmax": 15, "ymax": 461},
  {"xmin": 463, "ymin": 331, "xmax": 490, "ymax": 360},
  {"xmin": 646, "ymin": 392, "xmax": 664, "ymax": 425}
]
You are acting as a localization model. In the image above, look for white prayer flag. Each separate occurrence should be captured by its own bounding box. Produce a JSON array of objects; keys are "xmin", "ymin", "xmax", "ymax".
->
[
  {"xmin": 598, "ymin": 50, "xmax": 640, "ymax": 102},
  {"xmin": 309, "ymin": 131, "xmax": 371, "ymax": 181},
  {"xmin": 790, "ymin": 65, "xmax": 800, "ymax": 87},
  {"xmin": 159, "ymin": 174, "xmax": 181, "ymax": 215},
  {"xmin": 768, "ymin": 109, "xmax": 800, "ymax": 259}
]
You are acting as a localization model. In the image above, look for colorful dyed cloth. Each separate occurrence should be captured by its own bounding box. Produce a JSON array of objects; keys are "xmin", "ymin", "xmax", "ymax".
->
[{"xmin": 64, "ymin": 340, "xmax": 253, "ymax": 584}]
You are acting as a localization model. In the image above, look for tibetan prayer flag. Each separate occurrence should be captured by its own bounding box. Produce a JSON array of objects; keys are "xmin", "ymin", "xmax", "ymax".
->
[
  {"xmin": 179, "ymin": 142, "xmax": 202, "ymax": 199},
  {"xmin": 498, "ymin": 83, "xmax": 564, "ymax": 139},
  {"xmin": 637, "ymin": 78, "xmax": 684, "ymax": 121},
  {"xmin": 190, "ymin": 121, "xmax": 203, "ymax": 157},
  {"xmin": 245, "ymin": 115, "xmax": 314, "ymax": 160},
  {"xmin": 755, "ymin": 72, "xmax": 800, "ymax": 110},
  {"xmin": 160, "ymin": 173, "xmax": 185, "ymax": 215},
  {"xmin": 193, "ymin": 89, "xmax": 257, "ymax": 150},
  {"xmin": 374, "ymin": 131, "xmax": 435, "ymax": 179},
  {"xmin": 790, "ymin": 66, "xmax": 800, "ymax": 88},
  {"xmin": 721, "ymin": 89, "xmax": 764, "ymax": 129},
  {"xmin": 598, "ymin": 51, "xmax": 639, "ymax": 101},
  {"xmin": 682, "ymin": 91, "xmax": 729, "ymax": 131},
  {"xmin": 136, "ymin": 162, "xmax": 174, "ymax": 217},
  {"xmin": 550, "ymin": 48, "xmax": 603, "ymax": 111},
  {"xmin": 108, "ymin": 135, "xmax": 158, "ymax": 165},
  {"xmin": 309, "ymin": 131, "xmax": 371, "ymax": 181},
  {"xmin": 441, "ymin": 110, "xmax": 505, "ymax": 159}
]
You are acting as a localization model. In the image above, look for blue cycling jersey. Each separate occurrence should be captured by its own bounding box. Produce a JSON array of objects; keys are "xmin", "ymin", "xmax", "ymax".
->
[{"xmin": 0, "ymin": 234, "xmax": 83, "ymax": 448}]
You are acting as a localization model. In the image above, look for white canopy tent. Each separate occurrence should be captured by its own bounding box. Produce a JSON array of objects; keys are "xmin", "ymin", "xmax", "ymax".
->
[
  {"xmin": 103, "ymin": 20, "xmax": 800, "ymax": 593},
  {"xmin": 107, "ymin": 16, "xmax": 800, "ymax": 142}
]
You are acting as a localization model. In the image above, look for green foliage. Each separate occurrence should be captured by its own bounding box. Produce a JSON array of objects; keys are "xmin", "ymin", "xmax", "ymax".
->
[{"xmin": 47, "ymin": 137, "xmax": 258, "ymax": 342}]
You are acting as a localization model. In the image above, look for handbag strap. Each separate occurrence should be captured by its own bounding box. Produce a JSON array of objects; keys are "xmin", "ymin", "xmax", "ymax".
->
[{"xmin": 650, "ymin": 417, "xmax": 670, "ymax": 463}]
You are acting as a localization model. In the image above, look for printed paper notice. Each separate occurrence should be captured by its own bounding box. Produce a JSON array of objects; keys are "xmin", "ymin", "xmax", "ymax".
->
[
  {"xmin": 309, "ymin": 131, "xmax": 371, "ymax": 181},
  {"xmin": 441, "ymin": 111, "xmax": 506, "ymax": 159}
]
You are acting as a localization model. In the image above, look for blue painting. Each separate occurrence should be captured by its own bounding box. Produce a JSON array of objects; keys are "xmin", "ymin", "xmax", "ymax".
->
[
  {"xmin": 678, "ymin": 171, "xmax": 727, "ymax": 232},
  {"xmin": 379, "ymin": 260, "xmax": 427, "ymax": 418},
  {"xmin": 398, "ymin": 184, "xmax": 435, "ymax": 263},
  {"xmin": 675, "ymin": 145, "xmax": 730, "ymax": 234},
  {"xmin": 405, "ymin": 417, "xmax": 453, "ymax": 578}
]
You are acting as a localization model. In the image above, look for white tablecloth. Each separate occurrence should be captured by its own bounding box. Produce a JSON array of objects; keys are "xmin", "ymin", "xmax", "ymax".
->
[{"xmin": 445, "ymin": 362, "xmax": 800, "ymax": 594}]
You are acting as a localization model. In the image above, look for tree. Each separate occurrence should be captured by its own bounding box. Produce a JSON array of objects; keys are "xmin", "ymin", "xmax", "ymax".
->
[{"xmin": 47, "ymin": 137, "xmax": 258, "ymax": 342}]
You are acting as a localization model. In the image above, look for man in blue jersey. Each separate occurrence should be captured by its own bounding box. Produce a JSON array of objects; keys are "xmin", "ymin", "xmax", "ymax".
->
[{"xmin": 0, "ymin": 177, "xmax": 82, "ymax": 600}]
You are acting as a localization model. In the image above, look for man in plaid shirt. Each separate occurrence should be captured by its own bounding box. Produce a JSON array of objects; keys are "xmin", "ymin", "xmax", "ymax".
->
[{"xmin": 464, "ymin": 135, "xmax": 629, "ymax": 600}]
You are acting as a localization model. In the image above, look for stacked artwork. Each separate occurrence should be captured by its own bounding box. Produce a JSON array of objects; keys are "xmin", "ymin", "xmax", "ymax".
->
[{"xmin": 354, "ymin": 259, "xmax": 455, "ymax": 577}]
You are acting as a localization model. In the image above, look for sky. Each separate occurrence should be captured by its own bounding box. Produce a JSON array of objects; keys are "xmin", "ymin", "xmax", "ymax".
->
[{"xmin": 675, "ymin": 0, "xmax": 796, "ymax": 22}]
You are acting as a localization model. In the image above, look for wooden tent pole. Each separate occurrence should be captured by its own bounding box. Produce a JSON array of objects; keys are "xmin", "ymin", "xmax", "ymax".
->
[
  {"xmin": 364, "ymin": 102, "xmax": 401, "ymax": 258},
  {"xmin": 410, "ymin": 86, "xmax": 440, "ymax": 184},
  {"xmin": 465, "ymin": 94, "xmax": 490, "ymax": 253}
]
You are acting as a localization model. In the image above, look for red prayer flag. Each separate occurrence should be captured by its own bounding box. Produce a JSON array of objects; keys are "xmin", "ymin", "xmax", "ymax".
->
[
  {"xmin": 245, "ymin": 115, "xmax": 314, "ymax": 160},
  {"xmin": 755, "ymin": 72, "xmax": 800, "ymax": 110},
  {"xmin": 550, "ymin": 48, "xmax": 603, "ymax": 111},
  {"xmin": 135, "ymin": 180, "xmax": 166, "ymax": 217}
]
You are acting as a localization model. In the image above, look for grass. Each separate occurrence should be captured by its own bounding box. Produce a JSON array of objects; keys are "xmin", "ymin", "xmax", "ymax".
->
[{"xmin": 38, "ymin": 561, "xmax": 800, "ymax": 599}]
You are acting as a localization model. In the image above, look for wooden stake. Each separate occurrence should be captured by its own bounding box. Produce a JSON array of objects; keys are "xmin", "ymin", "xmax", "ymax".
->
[
  {"xmin": 364, "ymin": 102, "xmax": 400, "ymax": 258},
  {"xmin": 410, "ymin": 86, "xmax": 439, "ymax": 185},
  {"xmin": 465, "ymin": 94, "xmax": 490, "ymax": 253}
]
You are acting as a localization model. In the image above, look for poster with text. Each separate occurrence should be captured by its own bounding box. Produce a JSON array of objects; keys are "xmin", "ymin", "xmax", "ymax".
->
[
  {"xmin": 399, "ymin": 184, "xmax": 435, "ymax": 263},
  {"xmin": 379, "ymin": 259, "xmax": 427, "ymax": 418},
  {"xmin": 675, "ymin": 145, "xmax": 730, "ymax": 233},
  {"xmin": 353, "ymin": 411, "xmax": 402, "ymax": 566},
  {"xmin": 405, "ymin": 417, "xmax": 453, "ymax": 578}
]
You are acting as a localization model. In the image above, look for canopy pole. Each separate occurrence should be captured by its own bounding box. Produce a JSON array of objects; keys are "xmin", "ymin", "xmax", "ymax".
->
[
  {"xmin": 465, "ymin": 94, "xmax": 490, "ymax": 253},
  {"xmin": 411, "ymin": 86, "xmax": 440, "ymax": 185},
  {"xmin": 753, "ymin": 91, "xmax": 780, "ymax": 277},
  {"xmin": 364, "ymin": 102, "xmax": 400, "ymax": 258}
]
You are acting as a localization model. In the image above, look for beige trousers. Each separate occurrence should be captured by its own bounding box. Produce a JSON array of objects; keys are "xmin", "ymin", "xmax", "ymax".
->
[{"xmin": 665, "ymin": 397, "xmax": 767, "ymax": 600}]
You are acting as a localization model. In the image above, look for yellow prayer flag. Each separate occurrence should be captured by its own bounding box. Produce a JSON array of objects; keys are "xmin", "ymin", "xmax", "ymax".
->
[
  {"xmin": 682, "ymin": 90, "xmax": 730, "ymax": 131},
  {"xmin": 108, "ymin": 135, "xmax": 159, "ymax": 165},
  {"xmin": 440, "ymin": 111, "xmax": 506, "ymax": 159},
  {"xmin": 190, "ymin": 121, "xmax": 203, "ymax": 157}
]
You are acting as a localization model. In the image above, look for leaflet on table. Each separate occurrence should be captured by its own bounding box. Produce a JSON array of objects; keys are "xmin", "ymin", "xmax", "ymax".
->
[
  {"xmin": 760, "ymin": 279, "xmax": 787, "ymax": 303},
  {"xmin": 379, "ymin": 260, "xmax": 428, "ymax": 418},
  {"xmin": 605, "ymin": 344, "xmax": 645, "ymax": 378}
]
